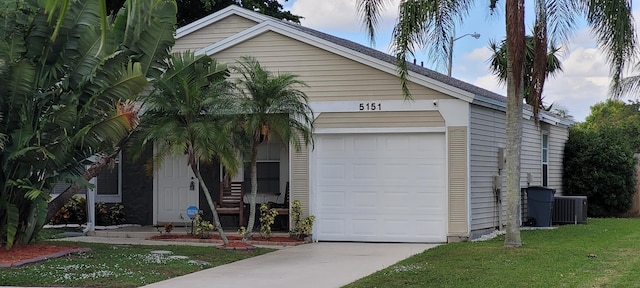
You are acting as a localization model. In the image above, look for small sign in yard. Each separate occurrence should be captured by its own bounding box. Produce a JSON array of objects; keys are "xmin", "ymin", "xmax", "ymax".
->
[{"xmin": 186, "ymin": 206, "xmax": 198, "ymax": 220}]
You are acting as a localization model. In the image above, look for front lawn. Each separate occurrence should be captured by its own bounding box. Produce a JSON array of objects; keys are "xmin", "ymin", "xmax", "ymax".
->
[
  {"xmin": 0, "ymin": 241, "xmax": 273, "ymax": 287},
  {"xmin": 345, "ymin": 218, "xmax": 640, "ymax": 288}
]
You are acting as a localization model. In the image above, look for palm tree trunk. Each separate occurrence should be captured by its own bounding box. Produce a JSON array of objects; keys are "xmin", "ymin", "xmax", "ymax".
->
[
  {"xmin": 45, "ymin": 149, "xmax": 121, "ymax": 223},
  {"xmin": 191, "ymin": 165, "xmax": 229, "ymax": 245},
  {"xmin": 504, "ymin": 0, "xmax": 525, "ymax": 248},
  {"xmin": 242, "ymin": 142, "xmax": 259, "ymax": 242}
]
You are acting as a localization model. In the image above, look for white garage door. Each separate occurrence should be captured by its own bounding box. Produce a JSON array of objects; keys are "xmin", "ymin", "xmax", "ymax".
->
[{"xmin": 313, "ymin": 133, "xmax": 447, "ymax": 242}]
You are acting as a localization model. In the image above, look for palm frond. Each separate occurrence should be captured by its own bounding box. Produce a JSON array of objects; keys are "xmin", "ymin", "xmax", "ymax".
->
[
  {"xmin": 356, "ymin": 0, "xmax": 389, "ymax": 45},
  {"xmin": 581, "ymin": 0, "xmax": 637, "ymax": 96}
]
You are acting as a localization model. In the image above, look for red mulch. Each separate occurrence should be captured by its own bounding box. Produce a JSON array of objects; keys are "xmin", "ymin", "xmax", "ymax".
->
[
  {"xmin": 0, "ymin": 243, "xmax": 86, "ymax": 267},
  {"xmin": 150, "ymin": 233, "xmax": 302, "ymax": 243}
]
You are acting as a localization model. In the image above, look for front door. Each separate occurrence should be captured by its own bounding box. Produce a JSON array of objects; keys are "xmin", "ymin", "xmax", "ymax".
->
[{"xmin": 156, "ymin": 154, "xmax": 199, "ymax": 224}]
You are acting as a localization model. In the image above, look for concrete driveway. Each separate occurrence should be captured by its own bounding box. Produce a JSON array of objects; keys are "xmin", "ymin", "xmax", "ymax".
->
[{"xmin": 142, "ymin": 242, "xmax": 437, "ymax": 288}]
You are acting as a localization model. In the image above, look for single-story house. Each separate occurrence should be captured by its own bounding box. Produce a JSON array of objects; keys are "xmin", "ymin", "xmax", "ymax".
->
[{"xmin": 85, "ymin": 5, "xmax": 571, "ymax": 243}]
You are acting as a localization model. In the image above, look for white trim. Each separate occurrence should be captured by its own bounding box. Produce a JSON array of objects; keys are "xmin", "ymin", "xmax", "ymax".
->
[
  {"xmin": 309, "ymin": 100, "xmax": 439, "ymax": 113},
  {"xmin": 466, "ymin": 109, "xmax": 472, "ymax": 235},
  {"xmin": 176, "ymin": 5, "xmax": 269, "ymax": 39},
  {"xmin": 197, "ymin": 20, "xmax": 478, "ymax": 103},
  {"xmin": 152, "ymin": 145, "xmax": 158, "ymax": 225},
  {"xmin": 85, "ymin": 177, "xmax": 96, "ymax": 233},
  {"xmin": 314, "ymin": 127, "xmax": 446, "ymax": 134}
]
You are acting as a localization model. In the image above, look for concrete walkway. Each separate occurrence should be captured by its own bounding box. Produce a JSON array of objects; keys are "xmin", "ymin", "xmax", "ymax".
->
[
  {"xmin": 142, "ymin": 242, "xmax": 436, "ymax": 288},
  {"xmin": 57, "ymin": 236, "xmax": 436, "ymax": 288}
]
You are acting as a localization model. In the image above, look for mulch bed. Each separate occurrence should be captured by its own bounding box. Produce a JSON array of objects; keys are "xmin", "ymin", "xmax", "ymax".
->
[
  {"xmin": 0, "ymin": 244, "xmax": 91, "ymax": 268},
  {"xmin": 149, "ymin": 233, "xmax": 308, "ymax": 247}
]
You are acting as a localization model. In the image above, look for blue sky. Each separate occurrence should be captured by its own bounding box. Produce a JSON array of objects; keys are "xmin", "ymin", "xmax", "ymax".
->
[{"xmin": 280, "ymin": 0, "xmax": 640, "ymax": 122}]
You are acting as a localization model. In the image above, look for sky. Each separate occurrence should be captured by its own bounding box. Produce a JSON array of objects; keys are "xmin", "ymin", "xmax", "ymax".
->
[{"xmin": 280, "ymin": 0, "xmax": 640, "ymax": 122}]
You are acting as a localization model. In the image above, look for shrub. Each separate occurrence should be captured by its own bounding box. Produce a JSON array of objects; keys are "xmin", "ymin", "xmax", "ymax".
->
[
  {"xmin": 259, "ymin": 203, "xmax": 278, "ymax": 238},
  {"xmin": 51, "ymin": 198, "xmax": 126, "ymax": 225},
  {"xmin": 563, "ymin": 126, "xmax": 637, "ymax": 217},
  {"xmin": 193, "ymin": 211, "xmax": 214, "ymax": 238},
  {"xmin": 289, "ymin": 200, "xmax": 315, "ymax": 240},
  {"xmin": 50, "ymin": 196, "xmax": 87, "ymax": 224},
  {"xmin": 95, "ymin": 202, "xmax": 126, "ymax": 226}
]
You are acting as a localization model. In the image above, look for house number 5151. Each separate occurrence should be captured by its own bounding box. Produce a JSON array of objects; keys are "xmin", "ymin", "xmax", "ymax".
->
[{"xmin": 359, "ymin": 102, "xmax": 382, "ymax": 111}]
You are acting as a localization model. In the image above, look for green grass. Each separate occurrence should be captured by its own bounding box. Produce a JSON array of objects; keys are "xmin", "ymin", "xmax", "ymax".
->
[
  {"xmin": 345, "ymin": 218, "xmax": 640, "ymax": 288},
  {"xmin": 1, "ymin": 239, "xmax": 273, "ymax": 287}
]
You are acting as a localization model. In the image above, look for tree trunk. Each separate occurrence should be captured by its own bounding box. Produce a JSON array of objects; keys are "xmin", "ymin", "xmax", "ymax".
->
[
  {"xmin": 45, "ymin": 150, "xmax": 120, "ymax": 223},
  {"xmin": 191, "ymin": 165, "xmax": 229, "ymax": 245},
  {"xmin": 242, "ymin": 141, "xmax": 259, "ymax": 242},
  {"xmin": 504, "ymin": 0, "xmax": 525, "ymax": 248},
  {"xmin": 504, "ymin": 68, "xmax": 524, "ymax": 248}
]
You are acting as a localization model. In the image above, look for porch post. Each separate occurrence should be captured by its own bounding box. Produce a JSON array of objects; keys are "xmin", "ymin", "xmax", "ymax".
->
[{"xmin": 85, "ymin": 177, "xmax": 96, "ymax": 235}]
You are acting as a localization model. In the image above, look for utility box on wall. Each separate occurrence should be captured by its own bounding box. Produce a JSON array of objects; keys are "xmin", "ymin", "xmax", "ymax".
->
[{"xmin": 552, "ymin": 196, "xmax": 588, "ymax": 224}]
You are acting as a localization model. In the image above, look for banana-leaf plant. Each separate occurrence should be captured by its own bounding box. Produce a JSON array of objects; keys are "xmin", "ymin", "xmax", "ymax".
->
[{"xmin": 0, "ymin": 0, "xmax": 176, "ymax": 248}]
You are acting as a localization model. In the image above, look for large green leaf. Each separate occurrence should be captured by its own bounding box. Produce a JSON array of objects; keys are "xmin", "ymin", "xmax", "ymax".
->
[
  {"xmin": 5, "ymin": 61, "xmax": 35, "ymax": 117},
  {"xmin": 4, "ymin": 203, "xmax": 19, "ymax": 248},
  {"xmin": 23, "ymin": 197, "xmax": 48, "ymax": 244},
  {"xmin": 122, "ymin": 0, "xmax": 176, "ymax": 79}
]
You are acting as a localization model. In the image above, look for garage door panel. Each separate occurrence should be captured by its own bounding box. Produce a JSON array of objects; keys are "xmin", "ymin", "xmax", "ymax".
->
[
  {"xmin": 317, "ymin": 163, "xmax": 346, "ymax": 180},
  {"xmin": 382, "ymin": 219, "xmax": 411, "ymax": 236},
  {"xmin": 314, "ymin": 133, "xmax": 447, "ymax": 242},
  {"xmin": 352, "ymin": 191, "xmax": 377, "ymax": 208},
  {"xmin": 352, "ymin": 163, "xmax": 377, "ymax": 179},
  {"xmin": 351, "ymin": 219, "xmax": 377, "ymax": 236},
  {"xmin": 318, "ymin": 218, "xmax": 346, "ymax": 235}
]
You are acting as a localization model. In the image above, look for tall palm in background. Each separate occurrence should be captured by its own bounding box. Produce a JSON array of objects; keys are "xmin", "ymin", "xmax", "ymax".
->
[
  {"xmin": 129, "ymin": 52, "xmax": 240, "ymax": 244},
  {"xmin": 232, "ymin": 57, "xmax": 314, "ymax": 243},
  {"xmin": 488, "ymin": 35, "xmax": 563, "ymax": 110},
  {"xmin": 357, "ymin": 0, "xmax": 635, "ymax": 247},
  {"xmin": 0, "ymin": 0, "xmax": 176, "ymax": 248}
]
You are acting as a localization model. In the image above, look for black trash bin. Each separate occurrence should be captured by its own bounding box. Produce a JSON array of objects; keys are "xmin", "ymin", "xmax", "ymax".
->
[{"xmin": 525, "ymin": 186, "xmax": 555, "ymax": 227}]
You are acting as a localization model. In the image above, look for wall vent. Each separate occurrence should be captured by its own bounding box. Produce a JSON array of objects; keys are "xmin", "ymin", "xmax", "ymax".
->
[{"xmin": 552, "ymin": 196, "xmax": 587, "ymax": 224}]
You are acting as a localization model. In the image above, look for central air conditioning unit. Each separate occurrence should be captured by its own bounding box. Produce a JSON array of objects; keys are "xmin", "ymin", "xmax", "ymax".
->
[{"xmin": 552, "ymin": 196, "xmax": 588, "ymax": 224}]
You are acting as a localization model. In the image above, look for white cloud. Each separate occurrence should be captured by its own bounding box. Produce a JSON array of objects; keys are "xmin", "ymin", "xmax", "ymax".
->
[
  {"xmin": 291, "ymin": 0, "xmax": 399, "ymax": 32},
  {"xmin": 471, "ymin": 74, "xmax": 505, "ymax": 95},
  {"xmin": 462, "ymin": 28, "xmax": 624, "ymax": 122},
  {"xmin": 464, "ymin": 47, "xmax": 493, "ymax": 62}
]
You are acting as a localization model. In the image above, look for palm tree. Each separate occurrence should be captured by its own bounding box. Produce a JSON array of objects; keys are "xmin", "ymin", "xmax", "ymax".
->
[
  {"xmin": 231, "ymin": 56, "xmax": 314, "ymax": 243},
  {"xmin": 488, "ymin": 35, "xmax": 563, "ymax": 110},
  {"xmin": 0, "ymin": 0, "xmax": 176, "ymax": 248},
  {"xmin": 357, "ymin": 0, "xmax": 636, "ymax": 247},
  {"xmin": 43, "ymin": 0, "xmax": 177, "ymax": 223},
  {"xmin": 129, "ymin": 52, "xmax": 240, "ymax": 245}
]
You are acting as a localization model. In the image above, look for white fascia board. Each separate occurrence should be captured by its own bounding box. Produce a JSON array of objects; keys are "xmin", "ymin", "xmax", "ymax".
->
[
  {"xmin": 309, "ymin": 100, "xmax": 439, "ymax": 113},
  {"xmin": 198, "ymin": 21, "xmax": 479, "ymax": 104},
  {"xmin": 314, "ymin": 127, "xmax": 446, "ymax": 134},
  {"xmin": 176, "ymin": 5, "xmax": 269, "ymax": 39}
]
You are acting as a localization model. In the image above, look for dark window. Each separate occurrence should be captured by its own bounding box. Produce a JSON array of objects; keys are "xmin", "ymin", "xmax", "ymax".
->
[
  {"xmin": 244, "ymin": 162, "xmax": 280, "ymax": 194},
  {"xmin": 97, "ymin": 165, "xmax": 119, "ymax": 195}
]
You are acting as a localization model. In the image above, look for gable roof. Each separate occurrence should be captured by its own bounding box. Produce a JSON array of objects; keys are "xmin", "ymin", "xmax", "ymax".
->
[{"xmin": 177, "ymin": 5, "xmax": 572, "ymax": 126}]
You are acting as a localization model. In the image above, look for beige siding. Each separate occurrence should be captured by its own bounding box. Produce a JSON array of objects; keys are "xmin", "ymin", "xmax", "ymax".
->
[
  {"xmin": 548, "ymin": 124, "xmax": 568, "ymax": 194},
  {"xmin": 469, "ymin": 105, "xmax": 505, "ymax": 231},
  {"xmin": 210, "ymin": 32, "xmax": 455, "ymax": 101},
  {"xmin": 448, "ymin": 126, "xmax": 468, "ymax": 235},
  {"xmin": 291, "ymin": 135, "xmax": 310, "ymax": 217},
  {"xmin": 173, "ymin": 15, "xmax": 258, "ymax": 52},
  {"xmin": 314, "ymin": 111, "xmax": 444, "ymax": 129}
]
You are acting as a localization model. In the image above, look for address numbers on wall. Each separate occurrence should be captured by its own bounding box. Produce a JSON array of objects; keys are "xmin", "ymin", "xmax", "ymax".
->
[{"xmin": 358, "ymin": 102, "xmax": 382, "ymax": 111}]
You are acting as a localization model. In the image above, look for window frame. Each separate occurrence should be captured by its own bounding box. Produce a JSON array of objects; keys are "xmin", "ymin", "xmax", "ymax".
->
[
  {"xmin": 95, "ymin": 152, "xmax": 122, "ymax": 203},
  {"xmin": 541, "ymin": 132, "xmax": 549, "ymax": 187}
]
